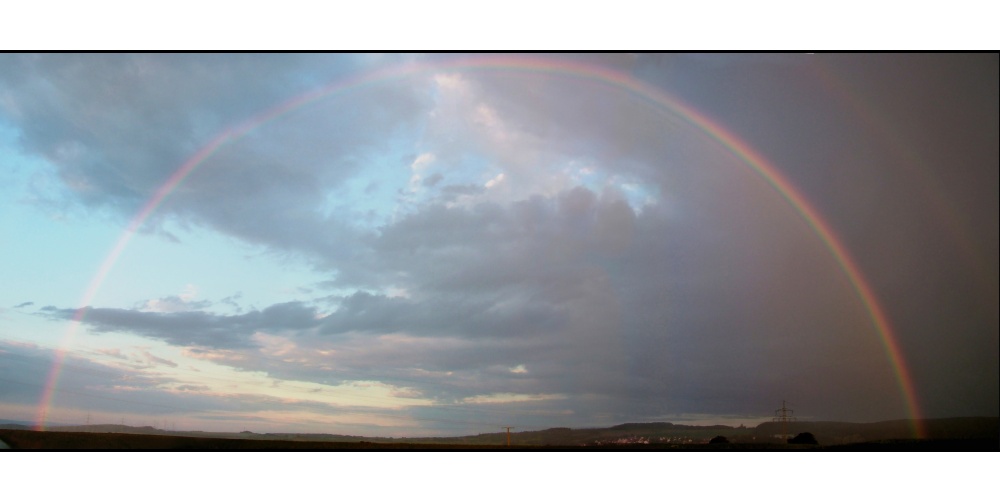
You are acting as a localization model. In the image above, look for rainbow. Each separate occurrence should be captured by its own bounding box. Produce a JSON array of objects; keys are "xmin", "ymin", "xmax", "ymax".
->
[{"xmin": 35, "ymin": 54, "xmax": 925, "ymax": 437}]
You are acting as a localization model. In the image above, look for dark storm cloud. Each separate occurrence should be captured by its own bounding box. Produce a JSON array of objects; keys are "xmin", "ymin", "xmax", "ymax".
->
[
  {"xmin": 439, "ymin": 53, "xmax": 997, "ymax": 420},
  {"xmin": 636, "ymin": 53, "xmax": 999, "ymax": 419},
  {"xmin": 42, "ymin": 301, "xmax": 321, "ymax": 349}
]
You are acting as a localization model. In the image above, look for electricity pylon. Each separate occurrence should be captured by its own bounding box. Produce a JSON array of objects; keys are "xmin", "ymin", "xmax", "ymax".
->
[
  {"xmin": 772, "ymin": 400, "xmax": 795, "ymax": 440},
  {"xmin": 501, "ymin": 426, "xmax": 515, "ymax": 447}
]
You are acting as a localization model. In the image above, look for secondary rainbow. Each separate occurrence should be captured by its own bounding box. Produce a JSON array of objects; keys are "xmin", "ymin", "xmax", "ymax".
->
[{"xmin": 35, "ymin": 55, "xmax": 925, "ymax": 437}]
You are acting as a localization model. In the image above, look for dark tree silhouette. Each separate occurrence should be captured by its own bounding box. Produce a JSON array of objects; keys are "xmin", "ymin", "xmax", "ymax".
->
[
  {"xmin": 708, "ymin": 435, "xmax": 729, "ymax": 444},
  {"xmin": 788, "ymin": 432, "xmax": 818, "ymax": 445}
]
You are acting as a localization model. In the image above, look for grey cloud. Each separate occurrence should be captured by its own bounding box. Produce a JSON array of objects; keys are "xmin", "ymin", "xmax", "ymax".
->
[
  {"xmin": 143, "ymin": 351, "xmax": 179, "ymax": 368},
  {"xmin": 134, "ymin": 295, "xmax": 212, "ymax": 313},
  {"xmin": 175, "ymin": 384, "xmax": 210, "ymax": 392},
  {"xmin": 339, "ymin": 186, "xmax": 638, "ymax": 293},
  {"xmin": 0, "ymin": 341, "xmax": 397, "ymax": 429},
  {"xmin": 103, "ymin": 182, "xmax": 901, "ymax": 419},
  {"xmin": 422, "ymin": 173, "xmax": 443, "ymax": 187},
  {"xmin": 178, "ymin": 330, "xmax": 555, "ymax": 403},
  {"xmin": 0, "ymin": 53, "xmax": 428, "ymax": 266},
  {"xmin": 439, "ymin": 183, "xmax": 483, "ymax": 195},
  {"xmin": 13, "ymin": 302, "xmax": 34, "ymax": 308},
  {"xmin": 311, "ymin": 181, "xmax": 916, "ymax": 418},
  {"xmin": 433, "ymin": 183, "xmax": 485, "ymax": 204},
  {"xmin": 42, "ymin": 301, "xmax": 321, "ymax": 349},
  {"xmin": 95, "ymin": 348, "xmax": 128, "ymax": 360},
  {"xmin": 320, "ymin": 291, "xmax": 568, "ymax": 339},
  {"xmin": 430, "ymin": 58, "xmax": 691, "ymax": 186},
  {"xmin": 0, "ymin": 341, "xmax": 175, "ymax": 412},
  {"xmin": 218, "ymin": 292, "xmax": 244, "ymax": 313}
]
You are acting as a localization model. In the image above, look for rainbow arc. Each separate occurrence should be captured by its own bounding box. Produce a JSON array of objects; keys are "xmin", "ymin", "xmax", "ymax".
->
[{"xmin": 35, "ymin": 55, "xmax": 925, "ymax": 437}]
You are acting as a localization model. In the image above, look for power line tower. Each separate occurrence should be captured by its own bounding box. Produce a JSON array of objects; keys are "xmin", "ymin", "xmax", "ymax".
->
[
  {"xmin": 501, "ymin": 426, "xmax": 515, "ymax": 447},
  {"xmin": 772, "ymin": 400, "xmax": 795, "ymax": 440}
]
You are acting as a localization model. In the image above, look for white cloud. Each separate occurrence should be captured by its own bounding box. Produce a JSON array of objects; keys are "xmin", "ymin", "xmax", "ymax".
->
[
  {"xmin": 179, "ymin": 284, "xmax": 198, "ymax": 302},
  {"xmin": 408, "ymin": 152, "xmax": 437, "ymax": 190},
  {"xmin": 410, "ymin": 152, "xmax": 435, "ymax": 171},
  {"xmin": 140, "ymin": 286, "xmax": 206, "ymax": 313},
  {"xmin": 462, "ymin": 393, "xmax": 564, "ymax": 404},
  {"xmin": 484, "ymin": 172, "xmax": 505, "ymax": 189}
]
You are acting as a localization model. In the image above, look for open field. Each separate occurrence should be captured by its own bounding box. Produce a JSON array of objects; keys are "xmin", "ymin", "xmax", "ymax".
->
[{"xmin": 0, "ymin": 429, "xmax": 495, "ymax": 450}]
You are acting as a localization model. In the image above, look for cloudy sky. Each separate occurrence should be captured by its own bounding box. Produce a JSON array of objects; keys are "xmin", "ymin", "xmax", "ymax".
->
[{"xmin": 0, "ymin": 53, "xmax": 995, "ymax": 437}]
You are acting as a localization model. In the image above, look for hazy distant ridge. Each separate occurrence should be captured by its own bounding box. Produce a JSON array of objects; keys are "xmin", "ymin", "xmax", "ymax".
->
[{"xmin": 4, "ymin": 416, "xmax": 995, "ymax": 446}]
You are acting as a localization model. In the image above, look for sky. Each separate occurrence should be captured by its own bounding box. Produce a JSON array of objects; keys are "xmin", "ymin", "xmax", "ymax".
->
[{"xmin": 0, "ymin": 53, "xmax": 996, "ymax": 437}]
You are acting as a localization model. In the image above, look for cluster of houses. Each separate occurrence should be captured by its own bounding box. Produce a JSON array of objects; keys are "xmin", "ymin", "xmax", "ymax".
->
[{"xmin": 590, "ymin": 435, "xmax": 700, "ymax": 446}]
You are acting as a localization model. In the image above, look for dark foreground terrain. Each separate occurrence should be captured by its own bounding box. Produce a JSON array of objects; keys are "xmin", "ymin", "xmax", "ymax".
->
[
  {"xmin": 0, "ymin": 429, "xmax": 496, "ymax": 450},
  {"xmin": 2, "ymin": 417, "xmax": 996, "ymax": 451},
  {"xmin": 0, "ymin": 428, "xmax": 996, "ymax": 451}
]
